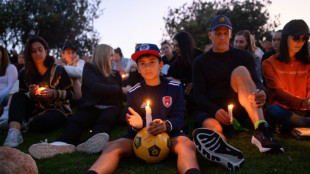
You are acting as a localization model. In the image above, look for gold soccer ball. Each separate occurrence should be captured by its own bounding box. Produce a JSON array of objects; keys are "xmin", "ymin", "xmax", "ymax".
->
[{"xmin": 133, "ymin": 127, "xmax": 171, "ymax": 163}]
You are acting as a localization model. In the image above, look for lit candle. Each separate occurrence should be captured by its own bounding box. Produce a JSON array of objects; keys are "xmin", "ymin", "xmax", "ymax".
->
[
  {"xmin": 145, "ymin": 100, "xmax": 152, "ymax": 128},
  {"xmin": 228, "ymin": 104, "xmax": 233, "ymax": 124},
  {"xmin": 121, "ymin": 73, "xmax": 128, "ymax": 79},
  {"xmin": 36, "ymin": 87, "xmax": 46, "ymax": 95}
]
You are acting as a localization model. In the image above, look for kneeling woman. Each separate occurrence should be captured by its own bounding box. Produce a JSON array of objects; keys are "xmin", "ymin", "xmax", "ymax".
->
[
  {"xmin": 262, "ymin": 19, "xmax": 310, "ymax": 131},
  {"xmin": 29, "ymin": 44, "xmax": 124, "ymax": 159},
  {"xmin": 3, "ymin": 36, "xmax": 74, "ymax": 147}
]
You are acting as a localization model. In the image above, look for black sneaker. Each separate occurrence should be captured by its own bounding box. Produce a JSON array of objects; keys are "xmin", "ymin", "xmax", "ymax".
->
[
  {"xmin": 193, "ymin": 128, "xmax": 244, "ymax": 171},
  {"xmin": 251, "ymin": 122, "xmax": 284, "ymax": 153}
]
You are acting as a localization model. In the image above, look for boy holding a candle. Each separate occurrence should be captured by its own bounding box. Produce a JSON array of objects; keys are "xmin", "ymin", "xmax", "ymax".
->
[
  {"xmin": 85, "ymin": 44, "xmax": 201, "ymax": 174},
  {"xmin": 192, "ymin": 15, "xmax": 284, "ymax": 170}
]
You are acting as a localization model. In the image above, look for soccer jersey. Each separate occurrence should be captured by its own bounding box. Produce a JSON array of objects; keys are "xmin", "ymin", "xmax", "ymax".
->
[{"xmin": 126, "ymin": 76, "xmax": 186, "ymax": 137}]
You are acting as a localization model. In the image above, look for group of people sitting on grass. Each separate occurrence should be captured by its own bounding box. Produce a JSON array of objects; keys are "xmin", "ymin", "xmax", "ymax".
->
[{"xmin": 1, "ymin": 15, "xmax": 310, "ymax": 174}]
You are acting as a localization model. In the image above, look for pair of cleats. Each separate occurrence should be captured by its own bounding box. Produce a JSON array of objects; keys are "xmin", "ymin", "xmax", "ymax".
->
[
  {"xmin": 29, "ymin": 132, "xmax": 109, "ymax": 159},
  {"xmin": 193, "ymin": 123, "xmax": 283, "ymax": 171}
]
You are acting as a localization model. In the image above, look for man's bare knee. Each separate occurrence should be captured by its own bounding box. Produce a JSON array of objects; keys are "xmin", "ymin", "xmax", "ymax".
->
[
  {"xmin": 202, "ymin": 118, "xmax": 223, "ymax": 133},
  {"xmin": 230, "ymin": 66, "xmax": 253, "ymax": 92}
]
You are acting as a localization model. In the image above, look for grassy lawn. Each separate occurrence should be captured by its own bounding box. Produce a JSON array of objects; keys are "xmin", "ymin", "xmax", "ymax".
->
[{"xmin": 1, "ymin": 116, "xmax": 310, "ymax": 174}]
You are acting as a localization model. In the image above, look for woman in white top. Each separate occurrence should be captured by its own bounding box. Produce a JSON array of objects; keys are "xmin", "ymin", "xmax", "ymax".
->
[{"xmin": 0, "ymin": 46, "xmax": 18, "ymax": 105}]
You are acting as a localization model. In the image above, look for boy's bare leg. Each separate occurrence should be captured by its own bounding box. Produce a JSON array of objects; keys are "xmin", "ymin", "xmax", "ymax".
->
[
  {"xmin": 171, "ymin": 136, "xmax": 200, "ymax": 174},
  {"xmin": 89, "ymin": 138, "xmax": 133, "ymax": 174}
]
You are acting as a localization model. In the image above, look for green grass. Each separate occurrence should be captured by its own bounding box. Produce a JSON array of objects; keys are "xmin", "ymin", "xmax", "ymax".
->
[{"xmin": 1, "ymin": 116, "xmax": 310, "ymax": 174}]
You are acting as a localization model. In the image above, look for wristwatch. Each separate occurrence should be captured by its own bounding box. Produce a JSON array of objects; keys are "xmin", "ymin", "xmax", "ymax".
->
[{"xmin": 165, "ymin": 120, "xmax": 171, "ymax": 132}]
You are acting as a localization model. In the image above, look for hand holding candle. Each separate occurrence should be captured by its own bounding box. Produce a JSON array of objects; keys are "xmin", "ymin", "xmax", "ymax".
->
[
  {"xmin": 145, "ymin": 100, "xmax": 152, "ymax": 128},
  {"xmin": 35, "ymin": 87, "xmax": 46, "ymax": 95},
  {"xmin": 228, "ymin": 104, "xmax": 233, "ymax": 124}
]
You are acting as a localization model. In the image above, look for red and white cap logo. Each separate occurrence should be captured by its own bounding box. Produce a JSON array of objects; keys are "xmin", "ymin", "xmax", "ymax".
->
[{"xmin": 162, "ymin": 96, "xmax": 172, "ymax": 108}]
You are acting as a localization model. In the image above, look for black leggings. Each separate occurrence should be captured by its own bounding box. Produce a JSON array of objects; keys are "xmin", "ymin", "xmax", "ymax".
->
[
  {"xmin": 8, "ymin": 92, "xmax": 67, "ymax": 132},
  {"xmin": 59, "ymin": 106, "xmax": 120, "ymax": 145}
]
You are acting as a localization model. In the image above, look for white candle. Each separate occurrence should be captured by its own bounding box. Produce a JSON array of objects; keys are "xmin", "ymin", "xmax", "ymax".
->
[
  {"xmin": 145, "ymin": 100, "xmax": 152, "ymax": 128},
  {"xmin": 228, "ymin": 104, "xmax": 233, "ymax": 124}
]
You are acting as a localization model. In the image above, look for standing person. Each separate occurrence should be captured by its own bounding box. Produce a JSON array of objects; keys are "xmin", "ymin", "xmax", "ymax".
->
[
  {"xmin": 60, "ymin": 42, "xmax": 85, "ymax": 100},
  {"xmin": 0, "ymin": 46, "xmax": 18, "ymax": 105},
  {"xmin": 168, "ymin": 31, "xmax": 203, "ymax": 115},
  {"xmin": 192, "ymin": 15, "xmax": 283, "ymax": 170},
  {"xmin": 3, "ymin": 36, "xmax": 74, "ymax": 147},
  {"xmin": 85, "ymin": 44, "xmax": 201, "ymax": 174},
  {"xmin": 262, "ymin": 20, "xmax": 310, "ymax": 131},
  {"xmin": 261, "ymin": 30, "xmax": 282, "ymax": 63},
  {"xmin": 28, "ymin": 44, "xmax": 124, "ymax": 159},
  {"xmin": 234, "ymin": 30, "xmax": 263, "ymax": 82}
]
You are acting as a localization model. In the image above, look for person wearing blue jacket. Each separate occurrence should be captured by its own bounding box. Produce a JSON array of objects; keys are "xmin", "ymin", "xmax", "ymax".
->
[{"xmin": 85, "ymin": 43, "xmax": 201, "ymax": 174}]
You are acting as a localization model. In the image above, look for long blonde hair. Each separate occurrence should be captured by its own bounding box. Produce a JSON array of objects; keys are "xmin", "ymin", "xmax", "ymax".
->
[{"xmin": 91, "ymin": 44, "xmax": 113, "ymax": 77}]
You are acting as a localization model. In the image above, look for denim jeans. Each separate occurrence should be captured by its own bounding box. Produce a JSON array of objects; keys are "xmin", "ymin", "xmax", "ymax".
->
[{"xmin": 265, "ymin": 104, "xmax": 310, "ymax": 130}]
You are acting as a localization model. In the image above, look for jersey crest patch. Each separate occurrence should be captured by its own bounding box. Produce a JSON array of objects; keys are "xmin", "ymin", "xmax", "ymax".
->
[{"xmin": 162, "ymin": 96, "xmax": 172, "ymax": 108}]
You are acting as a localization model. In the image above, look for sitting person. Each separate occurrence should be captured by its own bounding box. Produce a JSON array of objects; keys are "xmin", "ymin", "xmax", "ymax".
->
[
  {"xmin": 262, "ymin": 19, "xmax": 310, "ymax": 131},
  {"xmin": 0, "ymin": 46, "xmax": 18, "ymax": 105},
  {"xmin": 192, "ymin": 15, "xmax": 283, "ymax": 171},
  {"xmin": 59, "ymin": 42, "xmax": 85, "ymax": 100},
  {"xmin": 16, "ymin": 52, "xmax": 25, "ymax": 73},
  {"xmin": 3, "ymin": 36, "xmax": 74, "ymax": 147},
  {"xmin": 234, "ymin": 30, "xmax": 263, "ymax": 83},
  {"xmin": 85, "ymin": 44, "xmax": 201, "ymax": 174},
  {"xmin": 168, "ymin": 31, "xmax": 203, "ymax": 115},
  {"xmin": 28, "ymin": 44, "xmax": 124, "ymax": 159},
  {"xmin": 112, "ymin": 47, "xmax": 129, "ymax": 76}
]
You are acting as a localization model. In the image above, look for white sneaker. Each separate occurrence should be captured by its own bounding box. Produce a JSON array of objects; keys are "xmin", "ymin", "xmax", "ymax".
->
[
  {"xmin": 29, "ymin": 139, "xmax": 76, "ymax": 159},
  {"xmin": 3, "ymin": 128, "xmax": 24, "ymax": 147},
  {"xmin": 0, "ymin": 106, "xmax": 8, "ymax": 121},
  {"xmin": 77, "ymin": 133, "xmax": 109, "ymax": 153}
]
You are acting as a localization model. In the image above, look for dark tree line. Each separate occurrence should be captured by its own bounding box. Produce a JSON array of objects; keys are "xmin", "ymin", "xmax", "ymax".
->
[
  {"xmin": 0, "ymin": 0, "xmax": 102, "ymax": 56},
  {"xmin": 163, "ymin": 0, "xmax": 280, "ymax": 49}
]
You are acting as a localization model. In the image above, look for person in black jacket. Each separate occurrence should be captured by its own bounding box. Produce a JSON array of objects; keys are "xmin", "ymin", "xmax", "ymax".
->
[
  {"xmin": 28, "ymin": 44, "xmax": 124, "ymax": 159},
  {"xmin": 168, "ymin": 31, "xmax": 203, "ymax": 115}
]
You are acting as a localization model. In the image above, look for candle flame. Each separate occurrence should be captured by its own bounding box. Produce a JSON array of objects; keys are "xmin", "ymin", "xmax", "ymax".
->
[
  {"xmin": 36, "ymin": 87, "xmax": 46, "ymax": 95},
  {"xmin": 228, "ymin": 104, "xmax": 233, "ymax": 109},
  {"xmin": 122, "ymin": 74, "xmax": 126, "ymax": 78},
  {"xmin": 147, "ymin": 100, "xmax": 150, "ymax": 107}
]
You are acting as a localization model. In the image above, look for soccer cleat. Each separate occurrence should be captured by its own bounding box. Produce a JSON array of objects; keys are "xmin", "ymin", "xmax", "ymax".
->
[
  {"xmin": 29, "ymin": 140, "xmax": 76, "ymax": 159},
  {"xmin": 251, "ymin": 122, "xmax": 284, "ymax": 153},
  {"xmin": 193, "ymin": 128, "xmax": 244, "ymax": 171},
  {"xmin": 76, "ymin": 132, "xmax": 109, "ymax": 153},
  {"xmin": 3, "ymin": 128, "xmax": 23, "ymax": 147}
]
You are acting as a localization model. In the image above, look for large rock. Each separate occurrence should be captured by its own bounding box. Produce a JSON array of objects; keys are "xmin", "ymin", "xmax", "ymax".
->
[{"xmin": 0, "ymin": 146, "xmax": 38, "ymax": 174}]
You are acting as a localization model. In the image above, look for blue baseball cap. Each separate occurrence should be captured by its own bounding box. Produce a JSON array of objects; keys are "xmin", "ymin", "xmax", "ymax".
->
[
  {"xmin": 131, "ymin": 43, "xmax": 161, "ymax": 62},
  {"xmin": 210, "ymin": 15, "xmax": 232, "ymax": 31}
]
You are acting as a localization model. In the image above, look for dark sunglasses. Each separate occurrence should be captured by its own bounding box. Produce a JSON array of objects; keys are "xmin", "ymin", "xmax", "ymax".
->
[{"xmin": 292, "ymin": 35, "xmax": 309, "ymax": 42}]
